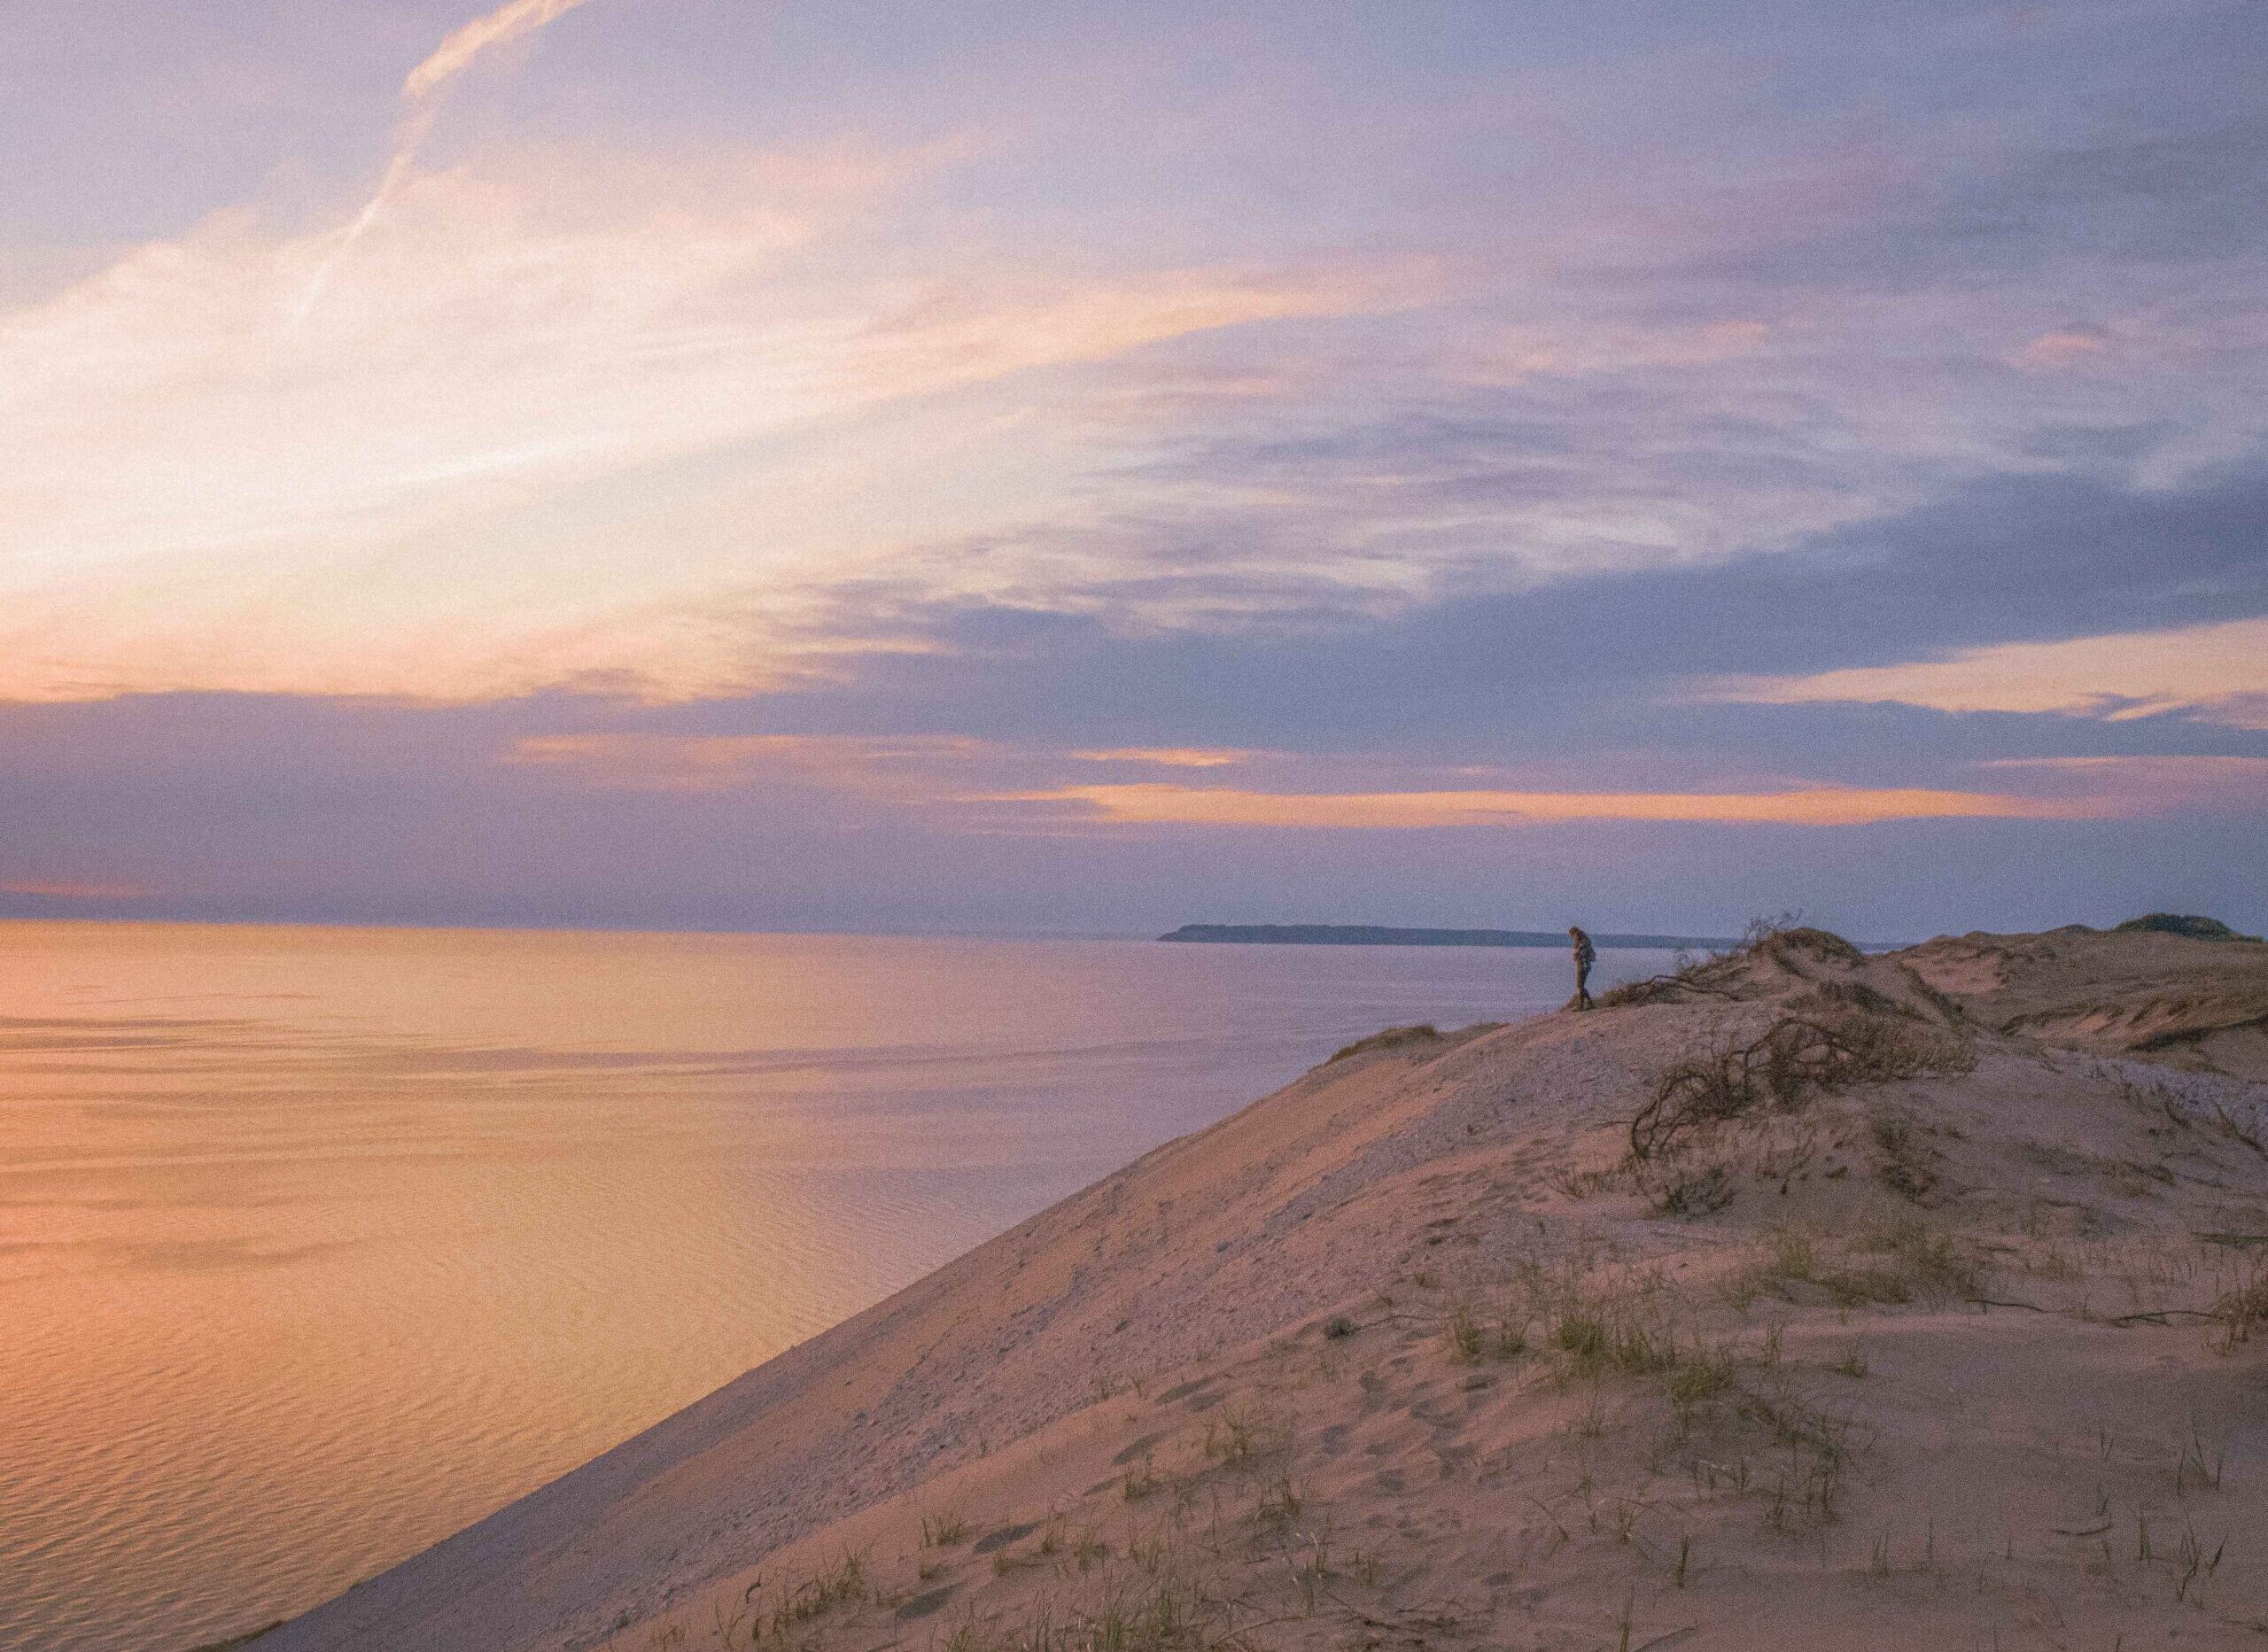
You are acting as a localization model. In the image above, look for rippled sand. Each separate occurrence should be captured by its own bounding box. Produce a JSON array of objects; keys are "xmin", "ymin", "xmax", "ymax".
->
[{"xmin": 0, "ymin": 922, "xmax": 1635, "ymax": 1652}]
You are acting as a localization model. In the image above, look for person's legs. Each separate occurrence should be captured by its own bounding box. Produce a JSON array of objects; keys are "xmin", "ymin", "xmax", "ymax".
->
[{"xmin": 1576, "ymin": 960, "xmax": 1593, "ymax": 1009}]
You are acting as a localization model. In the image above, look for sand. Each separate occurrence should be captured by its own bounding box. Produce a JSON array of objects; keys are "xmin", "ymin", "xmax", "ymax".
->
[{"xmin": 254, "ymin": 925, "xmax": 2268, "ymax": 1651}]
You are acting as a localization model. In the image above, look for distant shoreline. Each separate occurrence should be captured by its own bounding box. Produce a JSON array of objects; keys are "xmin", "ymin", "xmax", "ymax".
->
[{"xmin": 1157, "ymin": 923, "xmax": 1742, "ymax": 950}]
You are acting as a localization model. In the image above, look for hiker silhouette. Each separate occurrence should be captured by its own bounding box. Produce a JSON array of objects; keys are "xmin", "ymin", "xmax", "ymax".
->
[{"xmin": 1569, "ymin": 926, "xmax": 1596, "ymax": 1010}]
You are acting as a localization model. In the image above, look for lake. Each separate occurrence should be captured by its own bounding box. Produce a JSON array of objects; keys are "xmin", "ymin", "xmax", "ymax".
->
[{"xmin": 0, "ymin": 921, "xmax": 1674, "ymax": 1651}]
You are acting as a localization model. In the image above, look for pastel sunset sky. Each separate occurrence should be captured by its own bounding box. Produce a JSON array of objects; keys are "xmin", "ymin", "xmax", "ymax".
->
[{"xmin": 3, "ymin": 0, "xmax": 2263, "ymax": 935}]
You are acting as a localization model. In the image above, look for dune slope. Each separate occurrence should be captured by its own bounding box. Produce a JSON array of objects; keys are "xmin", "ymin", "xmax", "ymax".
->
[{"xmin": 262, "ymin": 927, "xmax": 2268, "ymax": 1651}]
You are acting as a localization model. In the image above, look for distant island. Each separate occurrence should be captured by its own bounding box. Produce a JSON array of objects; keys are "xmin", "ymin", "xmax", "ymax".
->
[{"xmin": 1158, "ymin": 923, "xmax": 1743, "ymax": 950}]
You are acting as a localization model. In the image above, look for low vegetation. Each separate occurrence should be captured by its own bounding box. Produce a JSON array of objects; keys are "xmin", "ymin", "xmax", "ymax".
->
[
  {"xmin": 765, "ymin": 1552, "xmax": 866, "ymax": 1633},
  {"xmin": 1597, "ymin": 911, "xmax": 1853, "ymax": 1007},
  {"xmin": 921, "ymin": 1509, "xmax": 972, "ymax": 1547},
  {"xmin": 2212, "ymin": 1268, "xmax": 2268, "ymax": 1352},
  {"xmin": 1325, "ymin": 1023, "xmax": 1441, "ymax": 1063},
  {"xmin": 1630, "ymin": 1011, "xmax": 1974, "ymax": 1166},
  {"xmin": 2112, "ymin": 913, "xmax": 2263, "ymax": 943}
]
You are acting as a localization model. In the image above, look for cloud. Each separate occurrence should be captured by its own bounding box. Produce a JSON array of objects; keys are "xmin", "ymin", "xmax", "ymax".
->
[
  {"xmin": 1067, "ymin": 748, "xmax": 1252, "ymax": 767},
  {"xmin": 0, "ymin": 141, "xmax": 1415, "ymax": 704},
  {"xmin": 726, "ymin": 464, "xmax": 2268, "ymax": 764},
  {"xmin": 299, "ymin": 0, "xmax": 610, "ymax": 323},
  {"xmin": 2008, "ymin": 326, "xmax": 2112, "ymax": 371},
  {"xmin": 1707, "ymin": 616, "xmax": 2268, "ymax": 728},
  {"xmin": 403, "ymin": 0, "xmax": 605, "ymax": 103},
  {"xmin": 484, "ymin": 713, "xmax": 2257, "ymax": 834},
  {"xmin": 2, "ymin": 0, "xmax": 2265, "ymax": 937},
  {"xmin": 490, "ymin": 718, "xmax": 2268, "ymax": 829},
  {"xmin": 9, "ymin": 4, "xmax": 2266, "ymax": 720},
  {"xmin": 501, "ymin": 723, "xmax": 2268, "ymax": 833},
  {"xmin": 2, "ymin": 689, "xmax": 2262, "ymax": 935},
  {"xmin": 983, "ymin": 782, "xmax": 2100, "ymax": 830}
]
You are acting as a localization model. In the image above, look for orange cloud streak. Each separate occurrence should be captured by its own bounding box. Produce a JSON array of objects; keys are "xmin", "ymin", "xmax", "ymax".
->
[
  {"xmin": 505, "ymin": 734, "xmax": 2263, "ymax": 826},
  {"xmin": 992, "ymin": 784, "xmax": 2099, "ymax": 829},
  {"xmin": 1066, "ymin": 748, "xmax": 1253, "ymax": 767},
  {"xmin": 1706, "ymin": 617, "xmax": 2268, "ymax": 728}
]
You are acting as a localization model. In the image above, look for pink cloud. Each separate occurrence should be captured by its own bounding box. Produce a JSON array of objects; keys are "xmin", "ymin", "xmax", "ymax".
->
[{"xmin": 2007, "ymin": 327, "xmax": 2110, "ymax": 370}]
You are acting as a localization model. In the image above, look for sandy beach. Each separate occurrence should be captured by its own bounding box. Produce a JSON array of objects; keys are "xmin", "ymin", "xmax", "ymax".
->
[{"xmin": 239, "ymin": 919, "xmax": 2268, "ymax": 1651}]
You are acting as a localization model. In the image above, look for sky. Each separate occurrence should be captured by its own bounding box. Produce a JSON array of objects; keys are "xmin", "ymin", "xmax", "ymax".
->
[{"xmin": 2, "ymin": 0, "xmax": 2264, "ymax": 939}]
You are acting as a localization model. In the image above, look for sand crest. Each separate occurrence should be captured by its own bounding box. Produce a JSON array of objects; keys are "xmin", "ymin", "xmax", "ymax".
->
[{"xmin": 259, "ymin": 924, "xmax": 2268, "ymax": 1651}]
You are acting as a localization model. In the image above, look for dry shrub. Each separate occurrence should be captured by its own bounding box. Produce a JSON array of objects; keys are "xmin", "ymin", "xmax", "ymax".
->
[
  {"xmin": 1751, "ymin": 926, "xmax": 1867, "ymax": 967},
  {"xmin": 1597, "ymin": 957, "xmax": 1712, "ymax": 1009},
  {"xmin": 1789, "ymin": 978, "xmax": 1907, "ymax": 1018},
  {"xmin": 1629, "ymin": 1012, "xmax": 1972, "ymax": 1162},
  {"xmin": 1628, "ymin": 1019, "xmax": 1830, "ymax": 1160},
  {"xmin": 1602, "ymin": 920, "xmax": 1903, "ymax": 1010},
  {"xmin": 1831, "ymin": 1012, "xmax": 1977, "ymax": 1083}
]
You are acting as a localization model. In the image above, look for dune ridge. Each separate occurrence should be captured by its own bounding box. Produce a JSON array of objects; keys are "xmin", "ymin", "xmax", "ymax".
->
[{"xmin": 259, "ymin": 923, "xmax": 2268, "ymax": 1651}]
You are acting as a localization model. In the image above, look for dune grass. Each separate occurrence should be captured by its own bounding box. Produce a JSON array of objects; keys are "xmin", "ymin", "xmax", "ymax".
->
[{"xmin": 1325, "ymin": 1024, "xmax": 1441, "ymax": 1064}]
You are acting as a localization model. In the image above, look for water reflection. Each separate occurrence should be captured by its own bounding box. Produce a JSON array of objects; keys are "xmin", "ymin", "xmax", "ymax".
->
[{"xmin": 0, "ymin": 922, "xmax": 1670, "ymax": 1651}]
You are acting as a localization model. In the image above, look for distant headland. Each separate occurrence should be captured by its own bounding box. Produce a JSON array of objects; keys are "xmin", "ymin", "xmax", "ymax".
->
[{"xmin": 1157, "ymin": 923, "xmax": 1743, "ymax": 950}]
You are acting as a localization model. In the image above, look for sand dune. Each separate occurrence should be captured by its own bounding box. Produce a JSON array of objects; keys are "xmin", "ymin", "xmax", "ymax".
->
[
  {"xmin": 1903, "ymin": 923, "xmax": 2268, "ymax": 1081},
  {"xmin": 258, "ymin": 924, "xmax": 2268, "ymax": 1651}
]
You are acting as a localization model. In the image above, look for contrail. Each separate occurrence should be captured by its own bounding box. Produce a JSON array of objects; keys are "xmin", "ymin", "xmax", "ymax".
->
[
  {"xmin": 405, "ymin": 0, "xmax": 602, "ymax": 100},
  {"xmin": 292, "ymin": 0, "xmax": 604, "ymax": 325}
]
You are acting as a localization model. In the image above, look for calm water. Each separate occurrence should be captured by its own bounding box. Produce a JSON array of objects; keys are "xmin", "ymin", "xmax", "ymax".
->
[{"xmin": 0, "ymin": 921, "xmax": 1673, "ymax": 1652}]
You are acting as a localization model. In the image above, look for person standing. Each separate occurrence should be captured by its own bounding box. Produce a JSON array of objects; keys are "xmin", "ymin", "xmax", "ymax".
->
[{"xmin": 1568, "ymin": 926, "xmax": 1596, "ymax": 1010}]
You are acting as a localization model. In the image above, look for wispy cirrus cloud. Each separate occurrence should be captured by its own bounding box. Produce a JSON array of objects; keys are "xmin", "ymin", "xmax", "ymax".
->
[
  {"xmin": 299, "ymin": 0, "xmax": 609, "ymax": 321},
  {"xmin": 8, "ymin": 3, "xmax": 2264, "ymax": 721},
  {"xmin": 4, "ymin": 0, "xmax": 2266, "ymax": 934},
  {"xmin": 1708, "ymin": 616, "xmax": 2268, "ymax": 729},
  {"xmin": 0, "ymin": 140, "xmax": 1417, "ymax": 704},
  {"xmin": 404, "ymin": 0, "xmax": 606, "ymax": 103}
]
